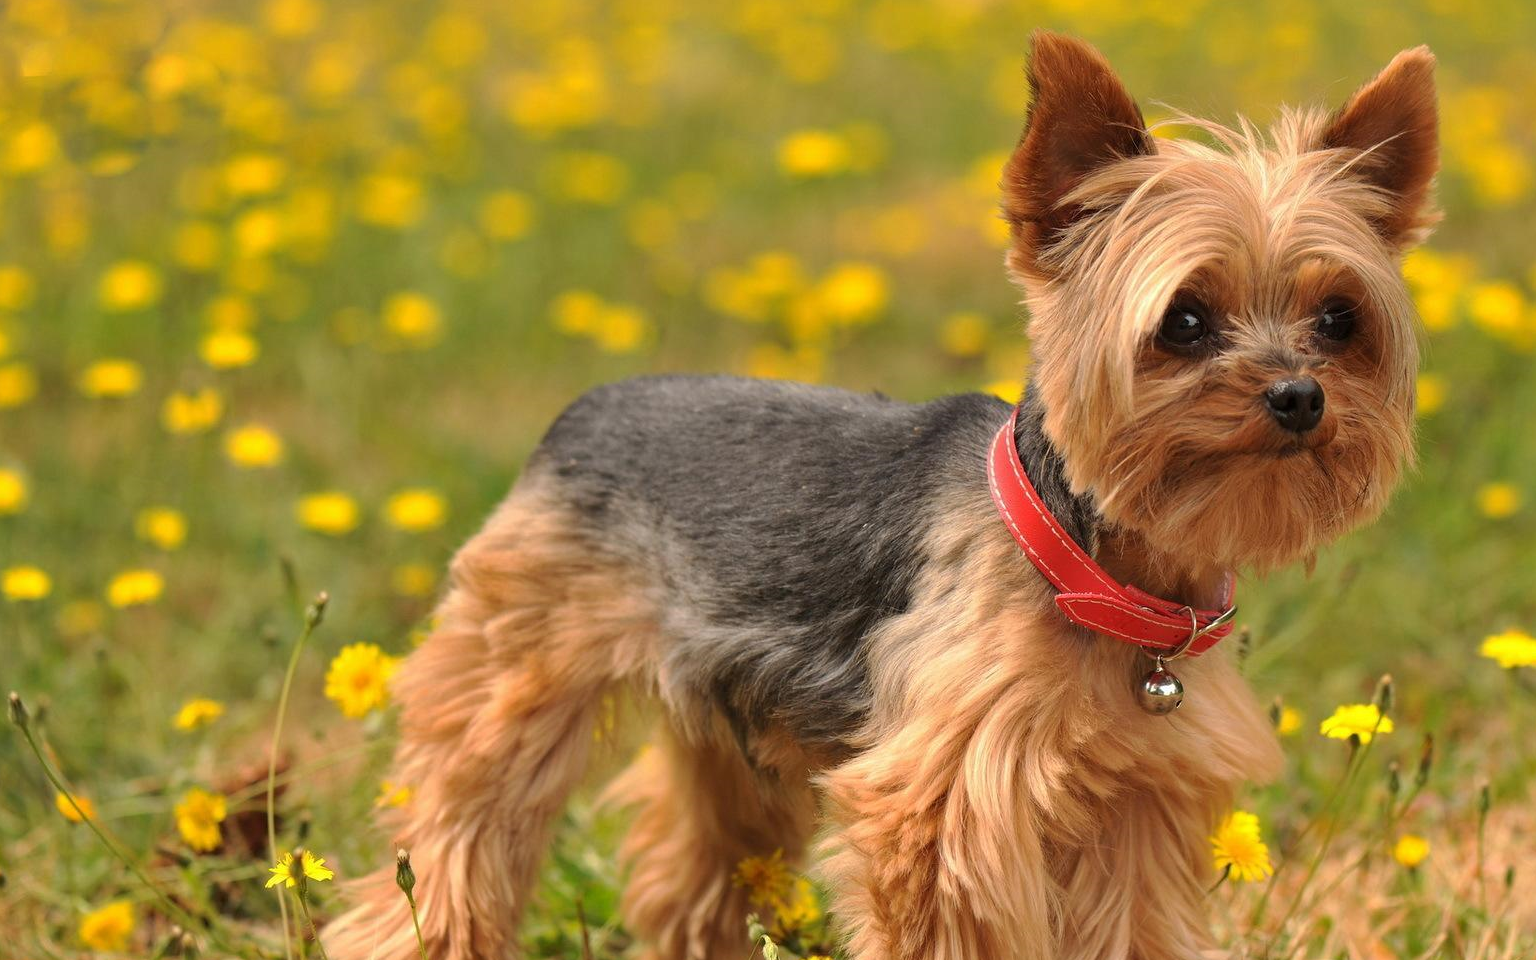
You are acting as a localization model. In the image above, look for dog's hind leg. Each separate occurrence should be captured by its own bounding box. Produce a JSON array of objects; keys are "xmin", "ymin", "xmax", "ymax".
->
[
  {"xmin": 325, "ymin": 480, "xmax": 659, "ymax": 960},
  {"xmin": 605, "ymin": 722, "xmax": 818, "ymax": 960}
]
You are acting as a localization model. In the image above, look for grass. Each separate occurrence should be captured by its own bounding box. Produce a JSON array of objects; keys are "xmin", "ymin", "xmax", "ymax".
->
[{"xmin": 2, "ymin": 0, "xmax": 1535, "ymax": 957}]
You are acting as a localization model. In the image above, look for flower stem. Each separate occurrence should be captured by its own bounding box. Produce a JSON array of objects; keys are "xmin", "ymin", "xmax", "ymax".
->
[
  {"xmin": 267, "ymin": 594, "xmax": 329, "ymax": 960},
  {"xmin": 9, "ymin": 694, "xmax": 249, "ymax": 959},
  {"xmin": 294, "ymin": 887, "xmax": 332, "ymax": 960}
]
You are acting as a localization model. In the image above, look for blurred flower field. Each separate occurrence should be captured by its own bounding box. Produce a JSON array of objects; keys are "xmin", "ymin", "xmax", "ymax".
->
[{"xmin": 1, "ymin": 0, "xmax": 1534, "ymax": 957}]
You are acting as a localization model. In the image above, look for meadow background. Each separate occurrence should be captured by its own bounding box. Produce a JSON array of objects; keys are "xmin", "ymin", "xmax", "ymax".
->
[{"xmin": 1, "ymin": 0, "xmax": 1534, "ymax": 957}]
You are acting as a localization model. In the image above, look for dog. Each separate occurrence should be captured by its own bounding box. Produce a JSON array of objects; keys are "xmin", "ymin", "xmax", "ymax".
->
[{"xmin": 327, "ymin": 31, "xmax": 1435, "ymax": 960}]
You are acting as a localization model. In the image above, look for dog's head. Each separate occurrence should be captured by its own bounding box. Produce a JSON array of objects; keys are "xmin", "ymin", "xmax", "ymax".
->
[{"xmin": 1003, "ymin": 32, "xmax": 1436, "ymax": 573}]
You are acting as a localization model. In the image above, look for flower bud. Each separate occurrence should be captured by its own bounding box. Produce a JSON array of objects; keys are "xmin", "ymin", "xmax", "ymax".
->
[
  {"xmin": 7, "ymin": 692, "xmax": 27, "ymax": 730},
  {"xmin": 395, "ymin": 848, "xmax": 416, "ymax": 899}
]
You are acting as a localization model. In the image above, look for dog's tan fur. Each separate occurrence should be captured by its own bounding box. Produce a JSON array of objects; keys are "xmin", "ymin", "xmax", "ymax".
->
[{"xmin": 328, "ymin": 32, "xmax": 1435, "ymax": 960}]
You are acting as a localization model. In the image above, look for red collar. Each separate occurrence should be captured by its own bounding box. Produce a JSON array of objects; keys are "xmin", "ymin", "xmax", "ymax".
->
[{"xmin": 986, "ymin": 408, "xmax": 1236, "ymax": 657}]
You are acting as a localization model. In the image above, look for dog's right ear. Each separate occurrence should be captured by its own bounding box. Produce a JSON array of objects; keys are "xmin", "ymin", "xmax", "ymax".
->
[{"xmin": 1001, "ymin": 32, "xmax": 1154, "ymax": 278}]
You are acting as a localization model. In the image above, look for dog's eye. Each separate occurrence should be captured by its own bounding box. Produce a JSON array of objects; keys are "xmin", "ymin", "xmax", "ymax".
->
[
  {"xmin": 1316, "ymin": 301, "xmax": 1357, "ymax": 341},
  {"xmin": 1158, "ymin": 304, "xmax": 1209, "ymax": 347}
]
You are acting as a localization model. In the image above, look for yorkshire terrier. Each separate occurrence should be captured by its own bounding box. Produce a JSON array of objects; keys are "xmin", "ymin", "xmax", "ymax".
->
[{"xmin": 328, "ymin": 32, "xmax": 1436, "ymax": 960}]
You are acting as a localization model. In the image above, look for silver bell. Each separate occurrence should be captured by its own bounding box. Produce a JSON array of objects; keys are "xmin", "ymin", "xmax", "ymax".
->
[{"xmin": 1137, "ymin": 660, "xmax": 1184, "ymax": 715}]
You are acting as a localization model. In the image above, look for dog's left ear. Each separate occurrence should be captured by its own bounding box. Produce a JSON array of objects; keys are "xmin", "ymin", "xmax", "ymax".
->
[
  {"xmin": 1319, "ymin": 47, "xmax": 1439, "ymax": 249},
  {"xmin": 1001, "ymin": 32, "xmax": 1155, "ymax": 278}
]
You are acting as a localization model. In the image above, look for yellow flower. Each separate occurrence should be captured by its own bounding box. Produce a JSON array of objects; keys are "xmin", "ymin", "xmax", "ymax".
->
[
  {"xmin": 376, "ymin": 780, "xmax": 413, "ymax": 808},
  {"xmin": 173, "ymin": 788, "xmax": 227, "ymax": 852},
  {"xmin": 356, "ymin": 173, "xmax": 425, "ymax": 229},
  {"xmin": 1475, "ymin": 482, "xmax": 1521, "ymax": 519},
  {"xmin": 172, "ymin": 221, "xmax": 223, "ymax": 272},
  {"xmin": 106, "ymin": 569, "xmax": 164, "ymax": 608},
  {"xmin": 56, "ymin": 791, "xmax": 97, "ymax": 822},
  {"xmin": 480, "ymin": 190, "xmax": 534, "ymax": 241},
  {"xmin": 173, "ymin": 698, "xmax": 225, "ymax": 731},
  {"xmin": 0, "ymin": 264, "xmax": 36, "ymax": 310},
  {"xmin": 1480, "ymin": 628, "xmax": 1536, "ymax": 669},
  {"xmin": 6, "ymin": 121, "xmax": 62, "ymax": 175},
  {"xmin": 79, "ymin": 900, "xmax": 135, "ymax": 952},
  {"xmin": 98, "ymin": 260, "xmax": 163, "ymax": 312},
  {"xmin": 1319, "ymin": 704, "xmax": 1394, "ymax": 744},
  {"xmin": 265, "ymin": 850, "xmax": 336, "ymax": 888},
  {"xmin": 0, "ymin": 362, "xmax": 40, "ymax": 408},
  {"xmin": 199, "ymin": 330, "xmax": 260, "ymax": 369},
  {"xmin": 325, "ymin": 642, "xmax": 401, "ymax": 718},
  {"xmin": 733, "ymin": 850, "xmax": 793, "ymax": 911},
  {"xmin": 223, "ymin": 153, "xmax": 286, "ymax": 198},
  {"xmin": 813, "ymin": 263, "xmax": 888, "ymax": 326},
  {"xmin": 985, "ymin": 379, "xmax": 1023, "ymax": 404},
  {"xmin": 234, "ymin": 207, "xmax": 285, "ymax": 257},
  {"xmin": 1210, "ymin": 810, "xmax": 1273, "ymax": 883},
  {"xmin": 391, "ymin": 562, "xmax": 437, "ymax": 598},
  {"xmin": 592, "ymin": 304, "xmax": 648, "ymax": 353},
  {"xmin": 297, "ymin": 492, "xmax": 361, "ymax": 536},
  {"xmin": 1393, "ymin": 834, "xmax": 1430, "ymax": 869},
  {"xmin": 1466, "ymin": 281, "xmax": 1524, "ymax": 338},
  {"xmin": 78, "ymin": 359, "xmax": 143, "ymax": 398},
  {"xmin": 1415, "ymin": 373, "xmax": 1446, "ymax": 417},
  {"xmin": 4, "ymin": 565, "xmax": 52, "ymax": 601},
  {"xmin": 774, "ymin": 876, "xmax": 822, "ymax": 931},
  {"xmin": 546, "ymin": 151, "xmax": 629, "ymax": 205},
  {"xmin": 382, "ymin": 292, "xmax": 443, "ymax": 347},
  {"xmin": 225, "ymin": 424, "xmax": 284, "ymax": 467},
  {"xmin": 162, "ymin": 388, "xmax": 225, "ymax": 434},
  {"xmin": 777, "ymin": 129, "xmax": 851, "ymax": 178},
  {"xmin": 0, "ymin": 468, "xmax": 27, "ymax": 514},
  {"xmin": 1277, "ymin": 706, "xmax": 1303, "ymax": 736},
  {"xmin": 136, "ymin": 507, "xmax": 187, "ymax": 550},
  {"xmin": 57, "ymin": 600, "xmax": 106, "ymax": 638},
  {"xmin": 939, "ymin": 312, "xmax": 990, "ymax": 358},
  {"xmin": 384, "ymin": 488, "xmax": 447, "ymax": 532}
]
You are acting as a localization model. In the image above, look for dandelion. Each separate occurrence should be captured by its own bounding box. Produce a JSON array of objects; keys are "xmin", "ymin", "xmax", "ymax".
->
[
  {"xmin": 356, "ymin": 173, "xmax": 425, "ymax": 229},
  {"xmin": 0, "ymin": 264, "xmax": 36, "ymax": 310},
  {"xmin": 1479, "ymin": 628, "xmax": 1536, "ymax": 669},
  {"xmin": 223, "ymin": 152, "xmax": 287, "ymax": 198},
  {"xmin": 1276, "ymin": 706, "xmax": 1303, "ymax": 736},
  {"xmin": 1393, "ymin": 834, "xmax": 1430, "ymax": 869},
  {"xmin": 391, "ymin": 563, "xmax": 437, "ymax": 598},
  {"xmin": 135, "ymin": 507, "xmax": 187, "ymax": 550},
  {"xmin": 173, "ymin": 787, "xmax": 227, "ymax": 852},
  {"xmin": 4, "ymin": 565, "xmax": 53, "ymax": 601},
  {"xmin": 733, "ymin": 850, "xmax": 793, "ymax": 911},
  {"xmin": 0, "ymin": 362, "xmax": 40, "ymax": 408},
  {"xmin": 325, "ymin": 642, "xmax": 401, "ymax": 718},
  {"xmin": 1415, "ymin": 373, "xmax": 1446, "ymax": 417},
  {"xmin": 78, "ymin": 359, "xmax": 143, "ymax": 398},
  {"xmin": 376, "ymin": 780, "xmax": 413, "ymax": 808},
  {"xmin": 546, "ymin": 151, "xmax": 629, "ymax": 205},
  {"xmin": 234, "ymin": 207, "xmax": 285, "ymax": 257},
  {"xmin": 225, "ymin": 424, "xmax": 284, "ymax": 467},
  {"xmin": 6, "ymin": 121, "xmax": 62, "ymax": 175},
  {"xmin": 172, "ymin": 221, "xmax": 223, "ymax": 271},
  {"xmin": 479, "ymin": 190, "xmax": 534, "ymax": 241},
  {"xmin": 0, "ymin": 468, "xmax": 27, "ymax": 514},
  {"xmin": 98, "ymin": 261, "xmax": 163, "ymax": 312},
  {"xmin": 56, "ymin": 791, "xmax": 97, "ymax": 822},
  {"xmin": 174, "ymin": 698, "xmax": 225, "ymax": 731},
  {"xmin": 384, "ymin": 488, "xmax": 447, "ymax": 532},
  {"xmin": 777, "ymin": 129, "xmax": 851, "ymax": 178},
  {"xmin": 813, "ymin": 263, "xmax": 888, "ymax": 326},
  {"xmin": 1210, "ymin": 810, "xmax": 1273, "ymax": 882},
  {"xmin": 985, "ymin": 380, "xmax": 1023, "ymax": 404},
  {"xmin": 200, "ymin": 329, "xmax": 260, "ymax": 369},
  {"xmin": 1475, "ymin": 482, "xmax": 1521, "ymax": 519},
  {"xmin": 938, "ymin": 312, "xmax": 990, "ymax": 358},
  {"xmin": 382, "ymin": 292, "xmax": 443, "ymax": 347},
  {"xmin": 162, "ymin": 388, "xmax": 225, "ymax": 434},
  {"xmin": 1319, "ymin": 703, "xmax": 1394, "ymax": 744},
  {"xmin": 265, "ymin": 849, "xmax": 336, "ymax": 888},
  {"xmin": 297, "ymin": 491, "xmax": 361, "ymax": 535},
  {"xmin": 106, "ymin": 569, "xmax": 164, "ymax": 608},
  {"xmin": 78, "ymin": 900, "xmax": 135, "ymax": 952},
  {"xmin": 774, "ymin": 877, "xmax": 822, "ymax": 931},
  {"xmin": 592, "ymin": 304, "xmax": 648, "ymax": 353}
]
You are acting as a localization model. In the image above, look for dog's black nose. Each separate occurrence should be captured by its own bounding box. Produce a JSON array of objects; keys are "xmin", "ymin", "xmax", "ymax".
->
[{"xmin": 1264, "ymin": 378, "xmax": 1324, "ymax": 433}]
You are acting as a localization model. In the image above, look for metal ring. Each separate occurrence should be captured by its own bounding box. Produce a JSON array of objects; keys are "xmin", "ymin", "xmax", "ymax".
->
[{"xmin": 1162, "ymin": 604, "xmax": 1238, "ymax": 663}]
